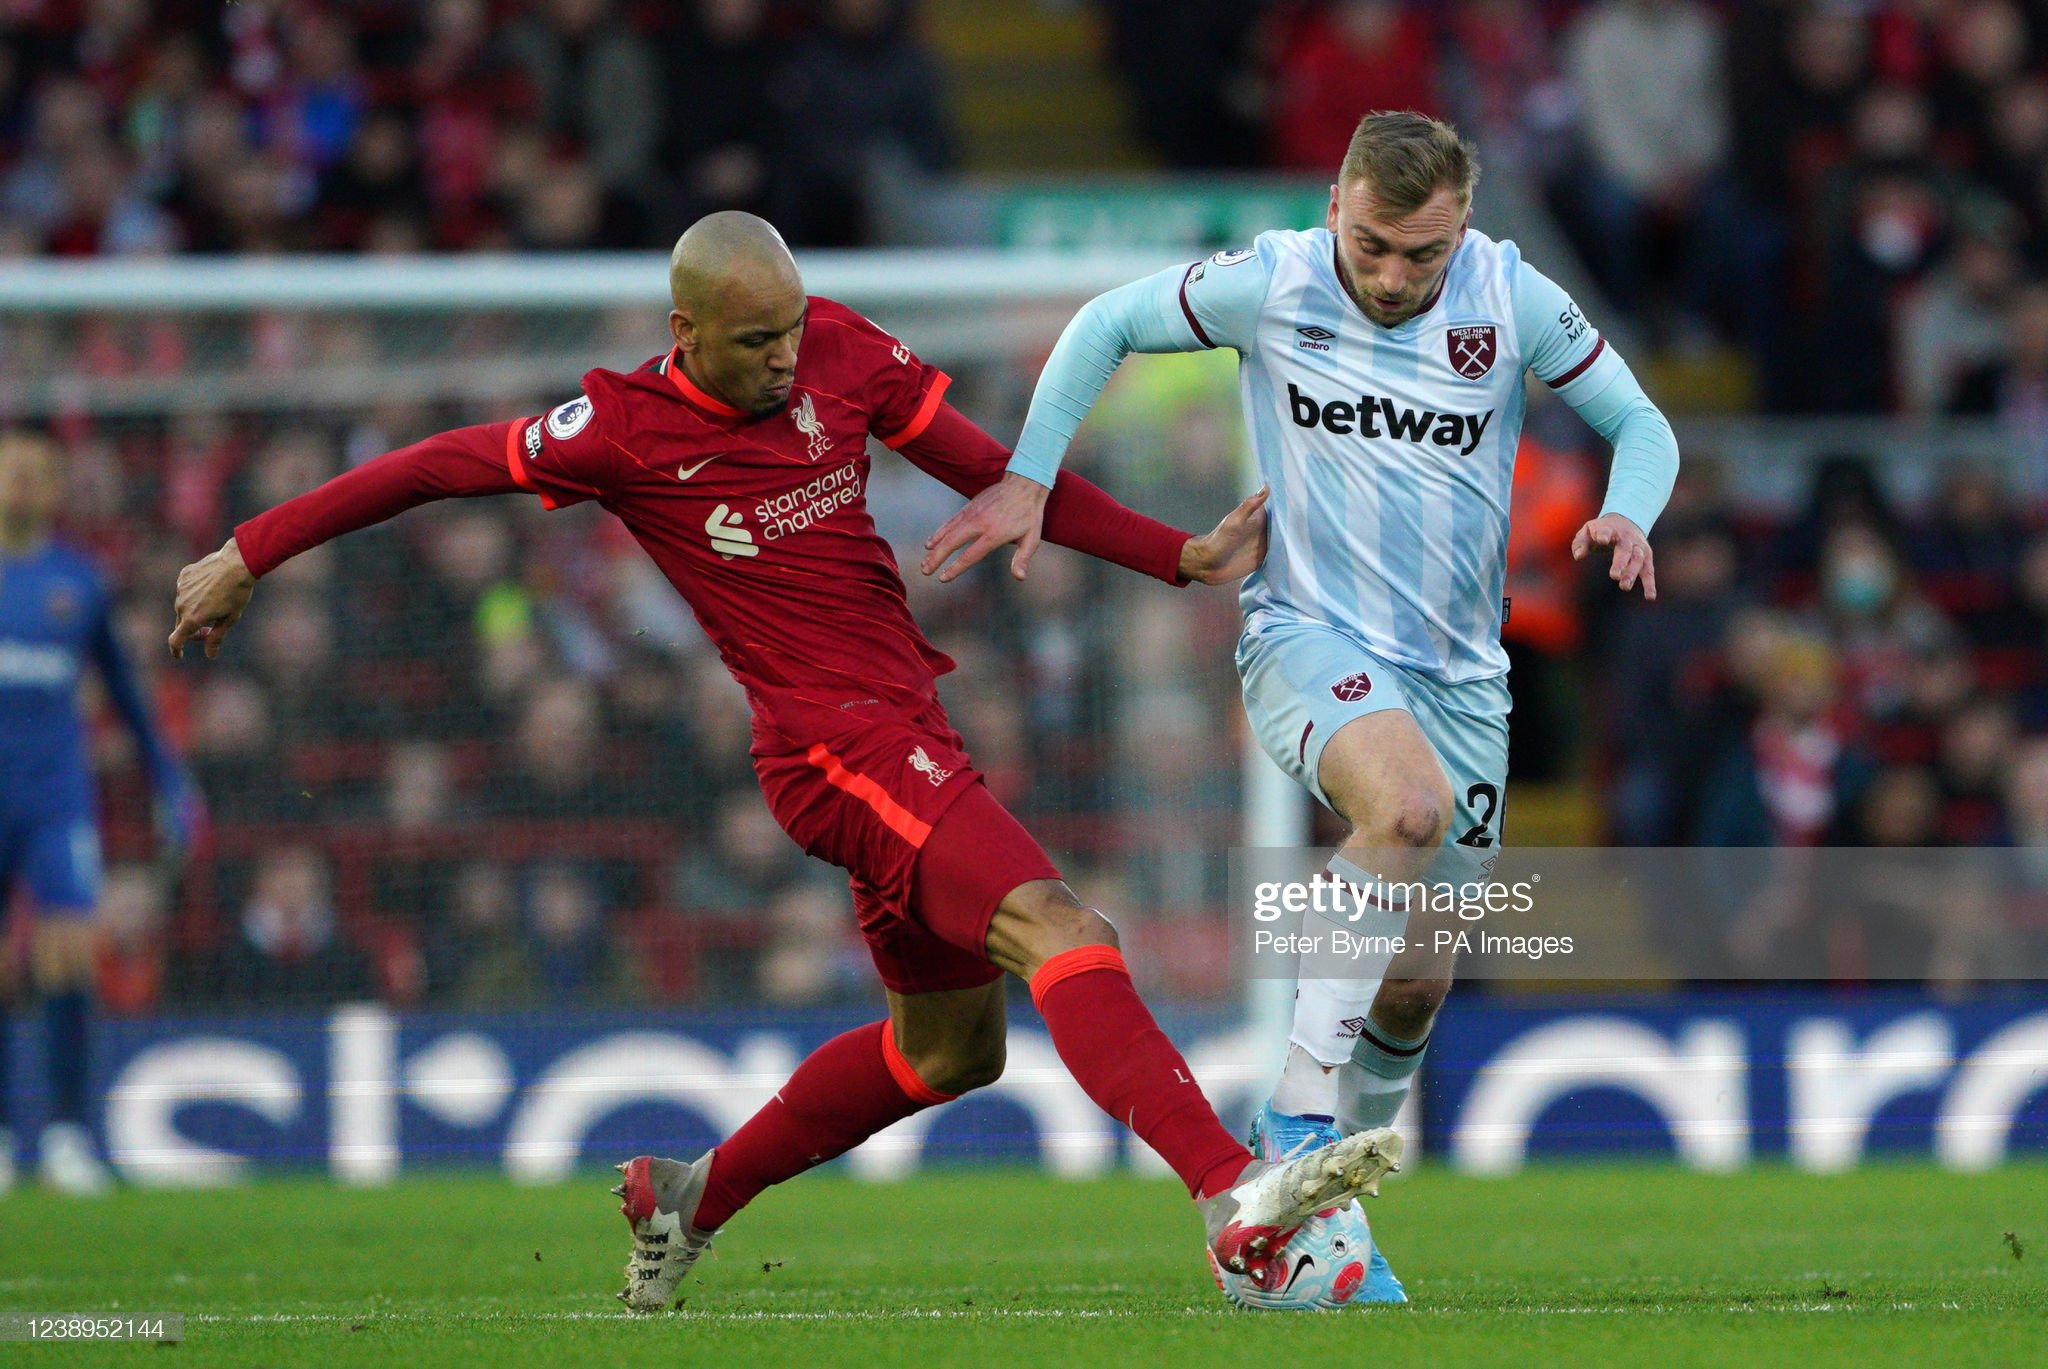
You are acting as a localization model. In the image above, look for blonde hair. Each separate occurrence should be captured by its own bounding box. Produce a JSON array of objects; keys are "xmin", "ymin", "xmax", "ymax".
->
[{"xmin": 1338, "ymin": 111, "xmax": 1480, "ymax": 214}]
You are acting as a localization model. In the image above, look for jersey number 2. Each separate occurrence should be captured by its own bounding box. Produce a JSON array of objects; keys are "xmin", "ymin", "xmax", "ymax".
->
[{"xmin": 1454, "ymin": 782, "xmax": 1499, "ymax": 848}]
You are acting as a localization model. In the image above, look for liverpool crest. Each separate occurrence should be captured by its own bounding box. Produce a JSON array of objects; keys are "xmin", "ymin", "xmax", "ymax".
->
[{"xmin": 792, "ymin": 392, "xmax": 830, "ymax": 461}]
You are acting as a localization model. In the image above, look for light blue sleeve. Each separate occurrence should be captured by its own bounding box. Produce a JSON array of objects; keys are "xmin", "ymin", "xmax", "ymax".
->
[
  {"xmin": 1511, "ymin": 259, "xmax": 1678, "ymax": 535},
  {"xmin": 1006, "ymin": 248, "xmax": 1271, "ymax": 487}
]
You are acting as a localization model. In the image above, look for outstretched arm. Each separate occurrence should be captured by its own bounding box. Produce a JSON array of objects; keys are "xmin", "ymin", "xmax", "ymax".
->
[
  {"xmin": 1514, "ymin": 259, "xmax": 1679, "ymax": 600},
  {"xmin": 925, "ymin": 249, "xmax": 1272, "ymax": 580},
  {"xmin": 169, "ymin": 420, "xmax": 522, "ymax": 658},
  {"xmin": 1563, "ymin": 365, "xmax": 1678, "ymax": 600},
  {"xmin": 898, "ymin": 402, "xmax": 1266, "ymax": 585}
]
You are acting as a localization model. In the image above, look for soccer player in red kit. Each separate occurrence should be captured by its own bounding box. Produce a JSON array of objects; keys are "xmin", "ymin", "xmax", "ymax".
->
[{"xmin": 168, "ymin": 213, "xmax": 1400, "ymax": 1309}]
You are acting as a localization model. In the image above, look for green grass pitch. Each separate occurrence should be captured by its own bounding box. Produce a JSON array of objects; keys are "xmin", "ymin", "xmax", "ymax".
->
[{"xmin": 1, "ymin": 1162, "xmax": 2042, "ymax": 1366}]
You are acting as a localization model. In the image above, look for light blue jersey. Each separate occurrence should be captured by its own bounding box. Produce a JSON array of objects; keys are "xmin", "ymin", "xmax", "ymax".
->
[{"xmin": 1009, "ymin": 227, "xmax": 1677, "ymax": 684}]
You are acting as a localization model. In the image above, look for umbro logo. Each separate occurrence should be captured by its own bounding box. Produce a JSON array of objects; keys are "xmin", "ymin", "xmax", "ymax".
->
[
  {"xmin": 1296, "ymin": 325, "xmax": 1336, "ymax": 353},
  {"xmin": 1338, "ymin": 1016, "xmax": 1371, "ymax": 1037},
  {"xmin": 705, "ymin": 504, "xmax": 757, "ymax": 559}
]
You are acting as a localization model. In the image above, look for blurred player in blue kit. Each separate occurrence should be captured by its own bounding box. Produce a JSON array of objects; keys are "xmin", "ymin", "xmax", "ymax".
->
[{"xmin": 0, "ymin": 431, "xmax": 200, "ymax": 1195}]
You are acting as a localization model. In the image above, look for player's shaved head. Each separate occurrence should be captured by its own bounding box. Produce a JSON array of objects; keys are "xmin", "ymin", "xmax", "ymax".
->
[
  {"xmin": 667, "ymin": 212, "xmax": 809, "ymax": 416},
  {"xmin": 668, "ymin": 211, "xmax": 801, "ymax": 318}
]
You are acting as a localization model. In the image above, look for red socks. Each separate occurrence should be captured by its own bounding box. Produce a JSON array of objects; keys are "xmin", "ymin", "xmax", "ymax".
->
[
  {"xmin": 696, "ymin": 949, "xmax": 1255, "ymax": 1229},
  {"xmin": 695, "ymin": 1021, "xmax": 949, "ymax": 1230},
  {"xmin": 1030, "ymin": 945, "xmax": 1252, "ymax": 1200}
]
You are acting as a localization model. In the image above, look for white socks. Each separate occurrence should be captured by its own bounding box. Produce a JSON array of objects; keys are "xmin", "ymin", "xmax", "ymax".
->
[{"xmin": 1275, "ymin": 853, "xmax": 1415, "ymax": 1118}]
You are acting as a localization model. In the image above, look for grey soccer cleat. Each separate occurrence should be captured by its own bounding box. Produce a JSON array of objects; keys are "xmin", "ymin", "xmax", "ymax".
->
[
  {"xmin": 1197, "ymin": 1127, "xmax": 1403, "ymax": 1278},
  {"xmin": 613, "ymin": 1153, "xmax": 718, "ymax": 1311}
]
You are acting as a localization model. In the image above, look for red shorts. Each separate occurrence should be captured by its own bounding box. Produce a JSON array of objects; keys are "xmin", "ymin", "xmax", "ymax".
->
[{"xmin": 754, "ymin": 709, "xmax": 1061, "ymax": 995}]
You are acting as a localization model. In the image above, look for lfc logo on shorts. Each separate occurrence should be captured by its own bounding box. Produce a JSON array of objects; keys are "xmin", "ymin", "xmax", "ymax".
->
[
  {"xmin": 1447, "ymin": 324, "xmax": 1497, "ymax": 380},
  {"xmin": 907, "ymin": 745, "xmax": 953, "ymax": 786},
  {"xmin": 1330, "ymin": 671, "xmax": 1373, "ymax": 703}
]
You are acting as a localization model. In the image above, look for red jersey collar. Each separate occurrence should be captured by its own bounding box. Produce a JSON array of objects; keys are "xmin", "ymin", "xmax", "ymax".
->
[{"xmin": 661, "ymin": 346, "xmax": 745, "ymax": 417}]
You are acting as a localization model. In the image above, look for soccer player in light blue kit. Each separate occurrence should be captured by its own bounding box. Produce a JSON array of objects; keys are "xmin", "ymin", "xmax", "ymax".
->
[
  {"xmin": 0, "ymin": 431, "xmax": 200, "ymax": 1196},
  {"xmin": 923, "ymin": 112, "xmax": 1677, "ymax": 1304}
]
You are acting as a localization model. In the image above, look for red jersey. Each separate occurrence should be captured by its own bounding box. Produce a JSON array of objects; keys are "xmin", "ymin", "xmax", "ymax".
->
[{"xmin": 235, "ymin": 297, "xmax": 1191, "ymax": 754}]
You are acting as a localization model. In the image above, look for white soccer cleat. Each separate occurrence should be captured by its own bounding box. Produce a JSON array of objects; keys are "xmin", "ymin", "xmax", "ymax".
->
[
  {"xmin": 1198, "ymin": 1127, "xmax": 1402, "ymax": 1277},
  {"xmin": 37, "ymin": 1122, "xmax": 112, "ymax": 1196},
  {"xmin": 0, "ymin": 1128, "xmax": 16, "ymax": 1197},
  {"xmin": 613, "ymin": 1153, "xmax": 718, "ymax": 1312}
]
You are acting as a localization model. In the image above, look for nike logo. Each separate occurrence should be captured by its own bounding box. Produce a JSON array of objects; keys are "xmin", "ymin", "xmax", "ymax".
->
[
  {"xmin": 676, "ymin": 456, "xmax": 717, "ymax": 480},
  {"xmin": 1282, "ymin": 1255, "xmax": 1316, "ymax": 1294}
]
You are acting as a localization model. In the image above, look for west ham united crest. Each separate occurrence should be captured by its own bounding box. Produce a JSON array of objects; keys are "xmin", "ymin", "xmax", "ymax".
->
[
  {"xmin": 1330, "ymin": 670, "xmax": 1373, "ymax": 702},
  {"xmin": 1447, "ymin": 324, "xmax": 1497, "ymax": 380}
]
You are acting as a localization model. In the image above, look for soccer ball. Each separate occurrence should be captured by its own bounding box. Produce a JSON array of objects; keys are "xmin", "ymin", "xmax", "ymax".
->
[{"xmin": 1209, "ymin": 1201, "xmax": 1375, "ymax": 1310}]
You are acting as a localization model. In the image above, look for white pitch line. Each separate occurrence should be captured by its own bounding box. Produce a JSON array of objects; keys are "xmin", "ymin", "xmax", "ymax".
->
[{"xmin": 174, "ymin": 1299, "xmax": 1987, "ymax": 1325}]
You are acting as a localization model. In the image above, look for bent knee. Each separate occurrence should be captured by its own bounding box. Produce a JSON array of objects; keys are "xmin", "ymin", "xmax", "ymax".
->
[
  {"xmin": 984, "ymin": 879, "xmax": 1122, "ymax": 980},
  {"xmin": 1011, "ymin": 884, "xmax": 1119, "ymax": 950},
  {"xmin": 1389, "ymin": 796, "xmax": 1450, "ymax": 849},
  {"xmin": 929, "ymin": 1045, "xmax": 1006, "ymax": 1096},
  {"xmin": 1370, "ymin": 786, "xmax": 1452, "ymax": 850},
  {"xmin": 906, "ymin": 1039, "xmax": 1006, "ymax": 1096}
]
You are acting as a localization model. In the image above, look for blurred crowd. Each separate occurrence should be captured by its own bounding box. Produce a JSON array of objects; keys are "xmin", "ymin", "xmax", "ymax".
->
[
  {"xmin": 0, "ymin": 0, "xmax": 952, "ymax": 254},
  {"xmin": 62, "ymin": 359, "xmax": 1250, "ymax": 1015},
  {"xmin": 10, "ymin": 0, "xmax": 2048, "ymax": 1009},
  {"xmin": 35, "ymin": 345, "xmax": 2048, "ymax": 1014},
  {"xmin": 12, "ymin": 0, "xmax": 2048, "ymax": 417},
  {"xmin": 1128, "ymin": 0, "xmax": 2048, "ymax": 417},
  {"xmin": 1593, "ymin": 452, "xmax": 2048, "ymax": 976}
]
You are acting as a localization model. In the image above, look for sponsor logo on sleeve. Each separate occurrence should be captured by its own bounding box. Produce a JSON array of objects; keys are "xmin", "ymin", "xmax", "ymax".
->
[
  {"xmin": 545, "ymin": 394, "xmax": 594, "ymax": 439},
  {"xmin": 891, "ymin": 341, "xmax": 911, "ymax": 365},
  {"xmin": 1209, "ymin": 247, "xmax": 1255, "ymax": 267},
  {"xmin": 524, "ymin": 421, "xmax": 544, "ymax": 462}
]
